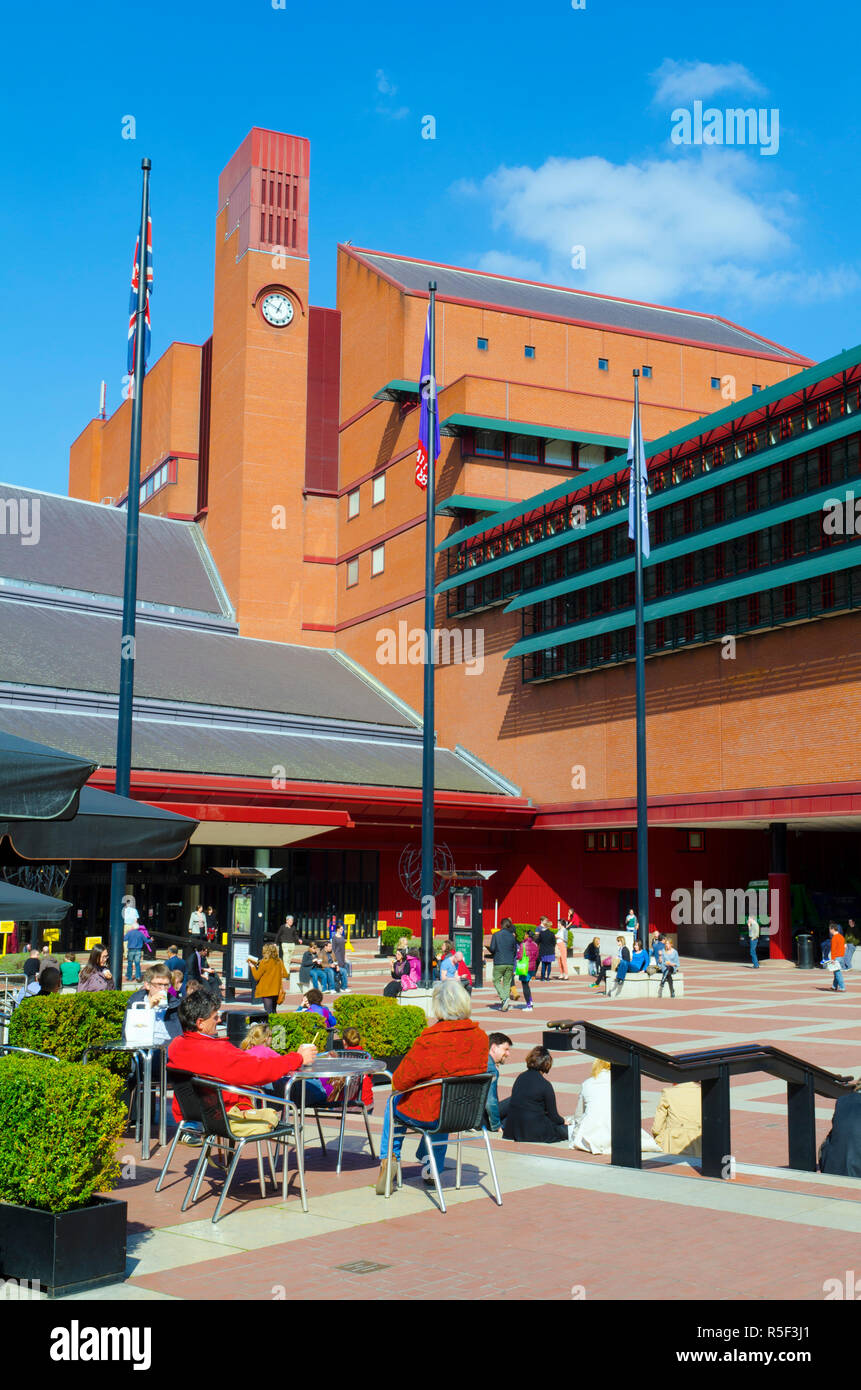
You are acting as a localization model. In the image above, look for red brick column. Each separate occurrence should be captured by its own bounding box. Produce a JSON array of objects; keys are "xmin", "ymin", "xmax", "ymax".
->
[{"xmin": 768, "ymin": 872, "xmax": 792, "ymax": 961}]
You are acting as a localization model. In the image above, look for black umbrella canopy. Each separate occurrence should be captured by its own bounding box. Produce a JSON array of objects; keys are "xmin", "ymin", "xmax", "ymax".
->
[
  {"xmin": 0, "ymin": 879, "xmax": 70, "ymax": 923},
  {"xmin": 1, "ymin": 787, "xmax": 199, "ymax": 862},
  {"xmin": 0, "ymin": 729, "xmax": 97, "ymax": 822}
]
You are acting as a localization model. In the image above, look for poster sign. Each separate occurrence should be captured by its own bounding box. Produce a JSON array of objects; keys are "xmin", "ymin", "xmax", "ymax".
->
[
  {"xmin": 232, "ymin": 895, "xmax": 252, "ymax": 936},
  {"xmin": 85, "ymin": 936, "xmax": 102, "ymax": 951},
  {"xmin": 343, "ymin": 914, "xmax": 356, "ymax": 926},
  {"xmin": 232, "ymin": 941, "xmax": 251, "ymax": 980},
  {"xmin": 43, "ymin": 930, "xmax": 60, "ymax": 943},
  {"xmin": 0, "ymin": 921, "xmax": 15, "ymax": 935},
  {"xmin": 453, "ymin": 931, "xmax": 472, "ymax": 967}
]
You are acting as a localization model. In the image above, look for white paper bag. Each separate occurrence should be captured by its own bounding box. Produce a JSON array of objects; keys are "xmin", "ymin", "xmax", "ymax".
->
[{"xmin": 124, "ymin": 1000, "xmax": 156, "ymax": 1047}]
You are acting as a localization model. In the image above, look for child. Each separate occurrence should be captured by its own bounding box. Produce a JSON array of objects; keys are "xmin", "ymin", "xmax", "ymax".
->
[
  {"xmin": 241, "ymin": 1021, "xmax": 330, "ymax": 1105},
  {"xmin": 168, "ymin": 969, "xmax": 184, "ymax": 1000},
  {"xmin": 341, "ymin": 1025, "xmax": 374, "ymax": 1110},
  {"xmin": 298, "ymin": 988, "xmax": 336, "ymax": 1030}
]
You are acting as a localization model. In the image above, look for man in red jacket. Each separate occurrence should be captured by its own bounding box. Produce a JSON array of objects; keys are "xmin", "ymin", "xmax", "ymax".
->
[
  {"xmin": 376, "ymin": 978, "xmax": 489, "ymax": 1194},
  {"xmin": 167, "ymin": 989, "xmax": 317, "ymax": 1122}
]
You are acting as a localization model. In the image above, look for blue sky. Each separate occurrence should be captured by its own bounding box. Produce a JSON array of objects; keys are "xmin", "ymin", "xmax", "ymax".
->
[{"xmin": 2, "ymin": 0, "xmax": 859, "ymax": 494}]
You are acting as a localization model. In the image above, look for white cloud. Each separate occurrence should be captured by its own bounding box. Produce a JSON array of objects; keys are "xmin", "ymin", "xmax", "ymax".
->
[
  {"xmin": 375, "ymin": 69, "xmax": 408, "ymax": 118},
  {"xmin": 651, "ymin": 58, "xmax": 765, "ymax": 106},
  {"xmin": 376, "ymin": 104, "xmax": 410, "ymax": 120},
  {"xmin": 376, "ymin": 68, "xmax": 397, "ymax": 96},
  {"xmin": 454, "ymin": 152, "xmax": 856, "ymax": 309}
]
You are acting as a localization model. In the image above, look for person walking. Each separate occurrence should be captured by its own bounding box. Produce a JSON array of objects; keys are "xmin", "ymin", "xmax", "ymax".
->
[
  {"xmin": 828, "ymin": 921, "xmax": 847, "ymax": 993},
  {"xmin": 514, "ymin": 935, "xmax": 535, "ymax": 1010},
  {"xmin": 123, "ymin": 918, "xmax": 147, "ymax": 983},
  {"xmin": 607, "ymin": 936, "xmax": 632, "ymax": 998},
  {"xmin": 329, "ymin": 922, "xmax": 349, "ymax": 993},
  {"xmin": 536, "ymin": 917, "xmax": 556, "ymax": 981},
  {"xmin": 247, "ymin": 942, "xmax": 289, "ymax": 1015},
  {"xmin": 747, "ymin": 914, "xmax": 760, "ymax": 969},
  {"xmin": 658, "ymin": 938, "xmax": 680, "ymax": 998},
  {"xmin": 188, "ymin": 904, "xmax": 206, "ymax": 939},
  {"xmin": 485, "ymin": 917, "xmax": 518, "ymax": 1011},
  {"xmin": 204, "ymin": 906, "xmax": 218, "ymax": 944},
  {"xmin": 624, "ymin": 908, "xmax": 638, "ymax": 936}
]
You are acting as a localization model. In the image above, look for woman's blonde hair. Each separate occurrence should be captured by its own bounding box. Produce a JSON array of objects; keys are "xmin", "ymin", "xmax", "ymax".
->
[
  {"xmin": 431, "ymin": 978, "xmax": 471, "ymax": 1021},
  {"xmin": 261, "ymin": 942, "xmax": 279, "ymax": 961},
  {"xmin": 241, "ymin": 1021, "xmax": 272, "ymax": 1051},
  {"xmin": 591, "ymin": 1058, "xmax": 611, "ymax": 1079}
]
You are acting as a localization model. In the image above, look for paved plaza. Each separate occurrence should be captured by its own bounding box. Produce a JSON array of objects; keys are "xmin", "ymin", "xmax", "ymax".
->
[{"xmin": 56, "ymin": 951, "xmax": 861, "ymax": 1303}]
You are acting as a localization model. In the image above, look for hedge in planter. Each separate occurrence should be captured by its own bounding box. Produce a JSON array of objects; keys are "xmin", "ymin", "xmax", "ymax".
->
[
  {"xmin": 267, "ymin": 1012, "xmax": 330, "ymax": 1054},
  {"xmin": 9, "ymin": 992, "xmax": 130, "ymax": 1074},
  {"xmin": 332, "ymin": 993, "xmax": 396, "ymax": 1031},
  {"xmin": 0, "ymin": 1056, "xmax": 126, "ymax": 1213},
  {"xmin": 357, "ymin": 1005, "xmax": 426, "ymax": 1060}
]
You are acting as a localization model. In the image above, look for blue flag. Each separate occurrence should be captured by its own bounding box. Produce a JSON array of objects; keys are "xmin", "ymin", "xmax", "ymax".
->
[
  {"xmin": 415, "ymin": 304, "xmax": 439, "ymax": 490},
  {"xmin": 627, "ymin": 403, "xmax": 650, "ymax": 559}
]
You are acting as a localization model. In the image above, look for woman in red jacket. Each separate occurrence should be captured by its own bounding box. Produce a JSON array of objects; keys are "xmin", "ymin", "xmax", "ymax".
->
[{"xmin": 376, "ymin": 978, "xmax": 489, "ymax": 1194}]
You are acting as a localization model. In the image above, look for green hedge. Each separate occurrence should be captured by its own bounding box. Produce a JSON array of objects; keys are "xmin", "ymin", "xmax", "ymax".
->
[
  {"xmin": 362, "ymin": 1005, "xmax": 426, "ymax": 1058},
  {"xmin": 380, "ymin": 925, "xmax": 407, "ymax": 953},
  {"xmin": 0, "ymin": 1056, "xmax": 126, "ymax": 1213},
  {"xmin": 268, "ymin": 1012, "xmax": 331, "ymax": 1054},
  {"xmin": 332, "ymin": 993, "xmax": 395, "ymax": 1031},
  {"xmin": 8, "ymin": 992, "xmax": 130, "ymax": 1074},
  {"xmin": 0, "ymin": 953, "xmax": 29, "ymax": 974}
]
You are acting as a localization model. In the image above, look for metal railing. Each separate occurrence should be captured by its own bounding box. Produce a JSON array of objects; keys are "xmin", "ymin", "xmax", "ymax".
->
[{"xmin": 544, "ymin": 1020, "xmax": 855, "ymax": 1177}]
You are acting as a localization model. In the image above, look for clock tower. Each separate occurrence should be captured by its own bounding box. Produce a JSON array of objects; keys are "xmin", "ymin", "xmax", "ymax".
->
[{"xmin": 203, "ymin": 129, "xmax": 318, "ymax": 642}]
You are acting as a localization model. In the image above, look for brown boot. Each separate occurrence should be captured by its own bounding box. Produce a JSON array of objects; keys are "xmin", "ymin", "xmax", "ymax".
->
[{"xmin": 375, "ymin": 1157, "xmax": 395, "ymax": 1196}]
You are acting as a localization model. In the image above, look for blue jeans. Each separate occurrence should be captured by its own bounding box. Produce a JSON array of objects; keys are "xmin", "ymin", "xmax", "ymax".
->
[
  {"xmin": 380, "ymin": 1095, "xmax": 449, "ymax": 1171},
  {"xmin": 832, "ymin": 957, "xmax": 846, "ymax": 991},
  {"xmin": 126, "ymin": 948, "xmax": 142, "ymax": 981},
  {"xmin": 749, "ymin": 938, "xmax": 759, "ymax": 968},
  {"xmin": 310, "ymin": 967, "xmax": 336, "ymax": 991}
]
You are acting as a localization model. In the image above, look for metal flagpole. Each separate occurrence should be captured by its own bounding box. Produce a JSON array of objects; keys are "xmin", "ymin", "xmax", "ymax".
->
[
  {"xmin": 419, "ymin": 281, "xmax": 438, "ymax": 987},
  {"xmin": 108, "ymin": 157, "xmax": 151, "ymax": 982},
  {"xmin": 632, "ymin": 369, "xmax": 650, "ymax": 948}
]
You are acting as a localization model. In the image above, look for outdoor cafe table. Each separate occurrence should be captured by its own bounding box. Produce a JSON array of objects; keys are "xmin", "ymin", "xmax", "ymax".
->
[
  {"xmin": 82, "ymin": 1040, "xmax": 167, "ymax": 1162},
  {"xmin": 293, "ymin": 1055, "xmax": 392, "ymax": 1175}
]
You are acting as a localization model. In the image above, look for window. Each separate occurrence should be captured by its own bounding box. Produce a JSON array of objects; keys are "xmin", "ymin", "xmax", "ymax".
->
[
  {"xmin": 372, "ymin": 474, "xmax": 386, "ymax": 506},
  {"xmin": 598, "ymin": 357, "xmax": 609, "ymax": 371},
  {"xmin": 752, "ymin": 383, "xmax": 762, "ymax": 393},
  {"xmin": 686, "ymin": 831, "xmax": 705, "ymax": 852},
  {"xmin": 509, "ymin": 434, "xmax": 540, "ymax": 464},
  {"xmin": 524, "ymin": 345, "xmax": 535, "ymax": 359},
  {"xmin": 477, "ymin": 337, "xmax": 488, "ymax": 351},
  {"xmin": 346, "ymin": 559, "xmax": 358, "ymax": 588},
  {"xmin": 642, "ymin": 365, "xmax": 653, "ymax": 378},
  {"xmin": 347, "ymin": 489, "xmax": 360, "ymax": 519},
  {"xmin": 545, "ymin": 439, "xmax": 573, "ymax": 468},
  {"xmin": 371, "ymin": 545, "xmax": 385, "ymax": 576},
  {"xmin": 473, "ymin": 430, "xmax": 505, "ymax": 459},
  {"xmin": 711, "ymin": 377, "xmax": 721, "ymax": 390}
]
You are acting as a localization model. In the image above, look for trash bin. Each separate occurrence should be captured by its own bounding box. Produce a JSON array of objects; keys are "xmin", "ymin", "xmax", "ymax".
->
[{"xmin": 796, "ymin": 933, "xmax": 815, "ymax": 970}]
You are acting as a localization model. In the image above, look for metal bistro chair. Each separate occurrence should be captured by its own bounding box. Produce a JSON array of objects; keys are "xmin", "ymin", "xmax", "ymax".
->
[
  {"xmin": 155, "ymin": 1068, "xmax": 210, "ymax": 1193},
  {"xmin": 183, "ymin": 1076, "xmax": 308, "ymax": 1223},
  {"xmin": 307, "ymin": 1049, "xmax": 376, "ymax": 1174},
  {"xmin": 0, "ymin": 1045, "xmax": 60, "ymax": 1061},
  {"xmin": 383, "ymin": 1072, "xmax": 502, "ymax": 1214}
]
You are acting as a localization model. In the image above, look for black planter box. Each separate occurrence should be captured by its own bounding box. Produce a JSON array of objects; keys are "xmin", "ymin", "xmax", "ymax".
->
[{"xmin": 0, "ymin": 1195, "xmax": 127, "ymax": 1298}]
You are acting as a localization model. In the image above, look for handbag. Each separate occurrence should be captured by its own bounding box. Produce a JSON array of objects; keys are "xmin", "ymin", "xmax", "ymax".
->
[{"xmin": 515, "ymin": 951, "xmax": 530, "ymax": 977}]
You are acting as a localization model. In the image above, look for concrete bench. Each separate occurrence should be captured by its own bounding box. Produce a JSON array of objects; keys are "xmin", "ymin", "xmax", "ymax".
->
[{"xmin": 606, "ymin": 972, "xmax": 685, "ymax": 999}]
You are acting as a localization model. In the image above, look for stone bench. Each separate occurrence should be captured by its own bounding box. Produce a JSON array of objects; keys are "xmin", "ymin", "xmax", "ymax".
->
[{"xmin": 605, "ymin": 972, "xmax": 685, "ymax": 999}]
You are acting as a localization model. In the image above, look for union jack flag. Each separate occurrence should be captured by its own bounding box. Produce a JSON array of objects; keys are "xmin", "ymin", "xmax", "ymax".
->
[{"xmin": 127, "ymin": 216, "xmax": 153, "ymax": 379}]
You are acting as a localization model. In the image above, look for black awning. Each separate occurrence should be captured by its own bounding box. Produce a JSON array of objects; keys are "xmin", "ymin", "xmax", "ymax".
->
[
  {"xmin": 0, "ymin": 879, "xmax": 70, "ymax": 922},
  {"xmin": 0, "ymin": 729, "xmax": 98, "ymax": 821},
  {"xmin": 1, "ymin": 787, "xmax": 198, "ymax": 862}
]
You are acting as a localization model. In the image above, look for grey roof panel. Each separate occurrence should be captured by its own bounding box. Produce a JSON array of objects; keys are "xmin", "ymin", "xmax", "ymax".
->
[
  {"xmin": 0, "ymin": 485, "xmax": 227, "ymax": 616},
  {"xmin": 355, "ymin": 250, "xmax": 802, "ymax": 360},
  {"xmin": 0, "ymin": 601, "xmax": 418, "ymax": 728},
  {"xmin": 0, "ymin": 709, "xmax": 503, "ymax": 795}
]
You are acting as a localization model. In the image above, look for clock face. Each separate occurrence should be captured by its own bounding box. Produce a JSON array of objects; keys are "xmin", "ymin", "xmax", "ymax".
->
[{"xmin": 260, "ymin": 292, "xmax": 294, "ymax": 327}]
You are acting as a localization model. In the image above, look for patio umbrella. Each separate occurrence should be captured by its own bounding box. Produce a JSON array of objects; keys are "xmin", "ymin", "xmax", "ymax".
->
[
  {"xmin": 0, "ymin": 879, "xmax": 70, "ymax": 923},
  {"xmin": 0, "ymin": 787, "xmax": 198, "ymax": 862},
  {"xmin": 0, "ymin": 729, "xmax": 97, "ymax": 822}
]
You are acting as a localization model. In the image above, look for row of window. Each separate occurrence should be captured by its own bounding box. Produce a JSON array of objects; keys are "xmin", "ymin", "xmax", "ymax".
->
[
  {"xmin": 470, "ymin": 428, "xmax": 588, "ymax": 469},
  {"xmin": 345, "ymin": 544, "xmax": 385, "ymax": 587},
  {"xmin": 135, "ymin": 460, "xmax": 172, "ymax": 508},
  {"xmin": 585, "ymin": 829, "xmax": 704, "ymax": 852},
  {"xmin": 523, "ymin": 570, "xmax": 861, "ymax": 682},
  {"xmin": 347, "ymin": 473, "xmax": 386, "ymax": 519},
  {"xmin": 448, "ymin": 381, "xmax": 861, "ymax": 587}
]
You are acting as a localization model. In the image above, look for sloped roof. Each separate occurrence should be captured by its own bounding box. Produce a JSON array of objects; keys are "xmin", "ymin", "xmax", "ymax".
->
[
  {"xmin": 344, "ymin": 247, "xmax": 808, "ymax": 362},
  {"xmin": 0, "ymin": 484, "xmax": 229, "ymax": 619}
]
